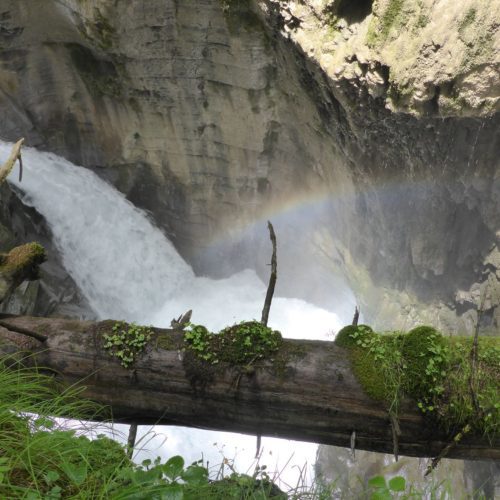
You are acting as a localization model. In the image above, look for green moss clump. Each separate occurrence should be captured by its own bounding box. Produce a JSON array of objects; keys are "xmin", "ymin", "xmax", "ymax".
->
[
  {"xmin": 335, "ymin": 323, "xmax": 500, "ymax": 438},
  {"xmin": 184, "ymin": 321, "xmax": 282, "ymax": 366},
  {"xmin": 155, "ymin": 332, "xmax": 180, "ymax": 351},
  {"xmin": 216, "ymin": 321, "xmax": 282, "ymax": 364},
  {"xmin": 350, "ymin": 347, "xmax": 390, "ymax": 401},
  {"xmin": 0, "ymin": 242, "xmax": 46, "ymax": 280},
  {"xmin": 183, "ymin": 325, "xmax": 215, "ymax": 363},
  {"xmin": 437, "ymin": 337, "xmax": 500, "ymax": 437},
  {"xmin": 402, "ymin": 326, "xmax": 447, "ymax": 398},
  {"xmin": 335, "ymin": 324, "xmax": 375, "ymax": 348},
  {"xmin": 182, "ymin": 321, "xmax": 282, "ymax": 391}
]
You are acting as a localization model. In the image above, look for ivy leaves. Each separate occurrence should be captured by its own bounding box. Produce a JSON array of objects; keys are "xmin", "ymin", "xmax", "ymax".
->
[{"xmin": 103, "ymin": 322, "xmax": 153, "ymax": 368}]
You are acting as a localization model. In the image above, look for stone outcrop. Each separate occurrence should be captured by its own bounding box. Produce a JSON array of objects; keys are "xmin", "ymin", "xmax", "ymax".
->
[
  {"xmin": 0, "ymin": 0, "xmax": 498, "ymax": 334},
  {"xmin": 288, "ymin": 0, "xmax": 500, "ymax": 117}
]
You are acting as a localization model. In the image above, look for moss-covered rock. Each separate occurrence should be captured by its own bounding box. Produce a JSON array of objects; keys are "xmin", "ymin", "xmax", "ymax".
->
[
  {"xmin": 0, "ymin": 242, "xmax": 45, "ymax": 276},
  {"xmin": 401, "ymin": 326, "xmax": 447, "ymax": 398}
]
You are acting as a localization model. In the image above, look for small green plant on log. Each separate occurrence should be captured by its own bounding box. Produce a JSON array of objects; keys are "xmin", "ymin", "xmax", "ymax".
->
[
  {"xmin": 183, "ymin": 321, "xmax": 282, "ymax": 366},
  {"xmin": 103, "ymin": 321, "xmax": 153, "ymax": 368}
]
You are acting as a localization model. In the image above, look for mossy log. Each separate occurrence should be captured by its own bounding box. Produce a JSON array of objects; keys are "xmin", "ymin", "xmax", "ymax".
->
[{"xmin": 0, "ymin": 314, "xmax": 498, "ymax": 461}]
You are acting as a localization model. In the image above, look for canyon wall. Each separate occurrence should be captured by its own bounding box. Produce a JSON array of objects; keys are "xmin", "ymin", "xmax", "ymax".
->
[{"xmin": 0, "ymin": 0, "xmax": 498, "ymax": 333}]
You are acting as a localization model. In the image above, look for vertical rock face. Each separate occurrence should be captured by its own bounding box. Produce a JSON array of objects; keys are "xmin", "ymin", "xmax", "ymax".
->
[
  {"xmin": 0, "ymin": 0, "xmax": 350, "ymax": 255},
  {"xmin": 0, "ymin": 0, "xmax": 498, "ymax": 333}
]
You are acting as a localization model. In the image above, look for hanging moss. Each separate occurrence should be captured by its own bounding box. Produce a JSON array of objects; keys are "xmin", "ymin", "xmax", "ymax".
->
[
  {"xmin": 335, "ymin": 324, "xmax": 375, "ymax": 348},
  {"xmin": 334, "ymin": 324, "xmax": 500, "ymax": 437}
]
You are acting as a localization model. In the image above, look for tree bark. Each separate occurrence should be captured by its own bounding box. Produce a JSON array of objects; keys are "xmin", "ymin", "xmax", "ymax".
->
[{"xmin": 0, "ymin": 314, "xmax": 498, "ymax": 461}]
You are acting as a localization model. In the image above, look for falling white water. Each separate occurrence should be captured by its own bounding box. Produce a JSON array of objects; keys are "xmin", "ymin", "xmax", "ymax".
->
[{"xmin": 1, "ymin": 141, "xmax": 346, "ymax": 487}]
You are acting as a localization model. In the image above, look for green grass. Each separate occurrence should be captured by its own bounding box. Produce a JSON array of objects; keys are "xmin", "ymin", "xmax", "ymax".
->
[{"xmin": 0, "ymin": 357, "xmax": 290, "ymax": 498}]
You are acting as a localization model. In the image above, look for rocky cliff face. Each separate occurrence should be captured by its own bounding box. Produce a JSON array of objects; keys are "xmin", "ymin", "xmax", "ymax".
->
[{"xmin": 0, "ymin": 0, "xmax": 498, "ymax": 333}]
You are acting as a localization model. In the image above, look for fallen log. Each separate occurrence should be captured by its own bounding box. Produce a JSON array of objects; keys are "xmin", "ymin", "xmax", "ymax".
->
[{"xmin": 0, "ymin": 314, "xmax": 498, "ymax": 461}]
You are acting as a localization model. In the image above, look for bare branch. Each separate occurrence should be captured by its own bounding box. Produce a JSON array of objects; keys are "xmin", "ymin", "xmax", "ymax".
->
[
  {"xmin": 261, "ymin": 221, "xmax": 277, "ymax": 327},
  {"xmin": 0, "ymin": 138, "xmax": 24, "ymax": 185}
]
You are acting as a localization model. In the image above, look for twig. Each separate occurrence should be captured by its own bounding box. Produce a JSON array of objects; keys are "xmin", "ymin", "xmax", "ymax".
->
[
  {"xmin": 255, "ymin": 434, "xmax": 261, "ymax": 459},
  {"xmin": 0, "ymin": 138, "xmax": 24, "ymax": 184},
  {"xmin": 18, "ymin": 152, "xmax": 23, "ymax": 182},
  {"xmin": 256, "ymin": 221, "xmax": 278, "ymax": 457},
  {"xmin": 127, "ymin": 423, "xmax": 138, "ymax": 459},
  {"xmin": 425, "ymin": 424, "xmax": 471, "ymax": 476},
  {"xmin": 390, "ymin": 413, "xmax": 401, "ymax": 462},
  {"xmin": 261, "ymin": 221, "xmax": 277, "ymax": 327}
]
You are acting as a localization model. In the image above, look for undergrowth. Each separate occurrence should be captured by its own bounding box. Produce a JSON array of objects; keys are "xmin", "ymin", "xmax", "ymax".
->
[{"xmin": 0, "ymin": 357, "xmax": 290, "ymax": 498}]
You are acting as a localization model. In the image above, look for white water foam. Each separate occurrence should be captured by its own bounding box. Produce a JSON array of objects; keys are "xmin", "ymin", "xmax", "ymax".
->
[{"xmin": 1, "ymin": 141, "xmax": 344, "ymax": 487}]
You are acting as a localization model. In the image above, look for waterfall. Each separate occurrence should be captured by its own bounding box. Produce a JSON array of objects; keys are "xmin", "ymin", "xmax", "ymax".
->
[
  {"xmin": 1, "ymin": 140, "xmax": 345, "ymax": 484},
  {"xmin": 1, "ymin": 142, "xmax": 193, "ymax": 322}
]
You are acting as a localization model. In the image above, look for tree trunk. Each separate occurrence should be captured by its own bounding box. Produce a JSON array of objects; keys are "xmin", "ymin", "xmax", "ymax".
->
[{"xmin": 0, "ymin": 314, "xmax": 498, "ymax": 461}]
